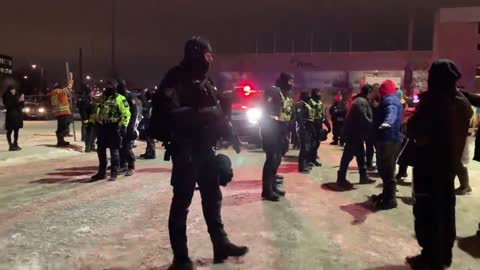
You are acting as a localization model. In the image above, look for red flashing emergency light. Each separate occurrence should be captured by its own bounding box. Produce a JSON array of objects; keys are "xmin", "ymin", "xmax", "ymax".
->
[{"xmin": 242, "ymin": 85, "xmax": 257, "ymax": 96}]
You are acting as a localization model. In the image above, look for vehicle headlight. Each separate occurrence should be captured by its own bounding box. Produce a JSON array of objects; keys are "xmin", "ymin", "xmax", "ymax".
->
[
  {"xmin": 38, "ymin": 107, "xmax": 45, "ymax": 113},
  {"xmin": 246, "ymin": 108, "xmax": 262, "ymax": 124},
  {"xmin": 23, "ymin": 107, "xmax": 31, "ymax": 113}
]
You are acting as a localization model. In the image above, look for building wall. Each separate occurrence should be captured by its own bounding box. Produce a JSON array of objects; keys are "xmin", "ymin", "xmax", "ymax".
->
[
  {"xmin": 433, "ymin": 7, "xmax": 480, "ymax": 90},
  {"xmin": 213, "ymin": 51, "xmax": 432, "ymax": 91},
  {"xmin": 0, "ymin": 54, "xmax": 13, "ymax": 76}
]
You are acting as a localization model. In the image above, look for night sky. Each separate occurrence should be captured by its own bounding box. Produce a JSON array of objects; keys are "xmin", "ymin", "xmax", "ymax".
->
[{"xmin": 1, "ymin": 0, "xmax": 479, "ymax": 88}]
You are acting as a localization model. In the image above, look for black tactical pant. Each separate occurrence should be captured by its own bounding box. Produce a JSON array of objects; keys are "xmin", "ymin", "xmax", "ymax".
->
[
  {"xmin": 145, "ymin": 137, "xmax": 156, "ymax": 157},
  {"xmin": 85, "ymin": 123, "xmax": 97, "ymax": 151},
  {"xmin": 413, "ymin": 167, "xmax": 456, "ymax": 268},
  {"xmin": 56, "ymin": 114, "xmax": 72, "ymax": 142},
  {"xmin": 339, "ymin": 140, "xmax": 367, "ymax": 178},
  {"xmin": 81, "ymin": 122, "xmax": 87, "ymax": 142},
  {"xmin": 96, "ymin": 124, "xmax": 121, "ymax": 174},
  {"xmin": 365, "ymin": 136, "xmax": 376, "ymax": 167},
  {"xmin": 261, "ymin": 121, "xmax": 283, "ymax": 196},
  {"xmin": 332, "ymin": 121, "xmax": 344, "ymax": 144},
  {"xmin": 376, "ymin": 142, "xmax": 402, "ymax": 200},
  {"xmin": 298, "ymin": 128, "xmax": 313, "ymax": 171},
  {"xmin": 310, "ymin": 123, "xmax": 323, "ymax": 163},
  {"xmin": 120, "ymin": 139, "xmax": 136, "ymax": 170},
  {"xmin": 169, "ymin": 147, "xmax": 227, "ymax": 260}
]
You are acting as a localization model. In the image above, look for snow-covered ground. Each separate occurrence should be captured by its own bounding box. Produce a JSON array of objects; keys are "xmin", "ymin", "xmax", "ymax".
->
[{"xmin": 0, "ymin": 121, "xmax": 479, "ymax": 270}]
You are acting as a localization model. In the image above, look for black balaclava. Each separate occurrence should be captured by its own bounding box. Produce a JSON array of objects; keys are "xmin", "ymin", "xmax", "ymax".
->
[
  {"xmin": 275, "ymin": 72, "xmax": 293, "ymax": 92},
  {"xmin": 300, "ymin": 91, "xmax": 310, "ymax": 102},
  {"xmin": 117, "ymin": 79, "xmax": 127, "ymax": 96},
  {"xmin": 105, "ymin": 80, "xmax": 118, "ymax": 97},
  {"xmin": 428, "ymin": 59, "xmax": 461, "ymax": 95},
  {"xmin": 311, "ymin": 88, "xmax": 321, "ymax": 101},
  {"xmin": 181, "ymin": 36, "xmax": 213, "ymax": 79}
]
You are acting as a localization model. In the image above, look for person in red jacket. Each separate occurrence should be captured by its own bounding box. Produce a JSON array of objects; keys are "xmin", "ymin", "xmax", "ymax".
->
[{"xmin": 50, "ymin": 77, "xmax": 74, "ymax": 147}]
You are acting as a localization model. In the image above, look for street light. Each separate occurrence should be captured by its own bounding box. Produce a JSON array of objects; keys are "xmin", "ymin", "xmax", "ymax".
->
[
  {"xmin": 31, "ymin": 64, "xmax": 37, "ymax": 69},
  {"xmin": 99, "ymin": 79, "xmax": 103, "ymax": 83},
  {"xmin": 23, "ymin": 75, "xmax": 28, "ymax": 79},
  {"xmin": 86, "ymin": 75, "xmax": 91, "ymax": 80}
]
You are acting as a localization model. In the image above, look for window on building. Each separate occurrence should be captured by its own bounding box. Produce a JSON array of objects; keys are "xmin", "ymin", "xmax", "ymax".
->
[{"xmin": 478, "ymin": 22, "xmax": 480, "ymax": 34}]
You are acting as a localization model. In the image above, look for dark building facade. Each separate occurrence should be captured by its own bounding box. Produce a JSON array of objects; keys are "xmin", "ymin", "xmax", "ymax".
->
[{"xmin": 0, "ymin": 54, "xmax": 13, "ymax": 76}]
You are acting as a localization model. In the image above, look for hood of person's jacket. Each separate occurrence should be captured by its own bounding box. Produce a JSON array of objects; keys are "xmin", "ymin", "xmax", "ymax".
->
[
  {"xmin": 117, "ymin": 80, "xmax": 128, "ymax": 96},
  {"xmin": 311, "ymin": 89, "xmax": 321, "ymax": 101},
  {"xmin": 428, "ymin": 59, "xmax": 461, "ymax": 96},
  {"xmin": 275, "ymin": 72, "xmax": 293, "ymax": 92},
  {"xmin": 300, "ymin": 91, "xmax": 310, "ymax": 102},
  {"xmin": 180, "ymin": 37, "xmax": 212, "ymax": 79},
  {"xmin": 379, "ymin": 80, "xmax": 397, "ymax": 98}
]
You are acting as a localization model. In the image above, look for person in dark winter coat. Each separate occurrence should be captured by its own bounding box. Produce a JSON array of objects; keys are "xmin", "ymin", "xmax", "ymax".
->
[
  {"xmin": 371, "ymin": 80, "xmax": 403, "ymax": 210},
  {"xmin": 2, "ymin": 86, "xmax": 24, "ymax": 151},
  {"xmin": 406, "ymin": 59, "xmax": 472, "ymax": 270},
  {"xmin": 329, "ymin": 95, "xmax": 347, "ymax": 145},
  {"xmin": 336, "ymin": 84, "xmax": 375, "ymax": 189}
]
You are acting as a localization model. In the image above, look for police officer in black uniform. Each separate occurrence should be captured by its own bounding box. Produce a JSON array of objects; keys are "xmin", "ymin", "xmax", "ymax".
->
[
  {"xmin": 261, "ymin": 72, "xmax": 293, "ymax": 202},
  {"xmin": 296, "ymin": 90, "xmax": 315, "ymax": 174},
  {"xmin": 140, "ymin": 90, "xmax": 156, "ymax": 159},
  {"xmin": 117, "ymin": 80, "xmax": 138, "ymax": 176},
  {"xmin": 150, "ymin": 37, "xmax": 248, "ymax": 270},
  {"xmin": 77, "ymin": 87, "xmax": 97, "ymax": 152}
]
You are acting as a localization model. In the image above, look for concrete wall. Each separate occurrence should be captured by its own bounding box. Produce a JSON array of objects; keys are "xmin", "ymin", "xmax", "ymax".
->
[{"xmin": 433, "ymin": 7, "xmax": 480, "ymax": 90}]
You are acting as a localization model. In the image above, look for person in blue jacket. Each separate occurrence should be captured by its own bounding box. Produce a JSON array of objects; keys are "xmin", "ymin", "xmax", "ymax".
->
[{"xmin": 371, "ymin": 80, "xmax": 404, "ymax": 210}]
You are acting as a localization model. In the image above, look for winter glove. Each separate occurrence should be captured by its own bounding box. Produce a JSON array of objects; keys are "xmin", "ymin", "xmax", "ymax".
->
[{"xmin": 379, "ymin": 123, "xmax": 392, "ymax": 130}]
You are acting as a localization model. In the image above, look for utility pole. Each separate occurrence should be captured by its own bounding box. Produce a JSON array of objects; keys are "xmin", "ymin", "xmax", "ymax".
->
[
  {"xmin": 111, "ymin": 0, "xmax": 117, "ymax": 77},
  {"xmin": 78, "ymin": 48, "xmax": 83, "ymax": 87}
]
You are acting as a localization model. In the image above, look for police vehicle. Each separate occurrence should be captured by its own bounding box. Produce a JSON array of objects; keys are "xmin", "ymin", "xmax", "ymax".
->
[{"xmin": 229, "ymin": 84, "xmax": 264, "ymax": 147}]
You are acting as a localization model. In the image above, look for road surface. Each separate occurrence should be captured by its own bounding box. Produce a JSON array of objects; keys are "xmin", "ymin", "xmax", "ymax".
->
[{"xmin": 0, "ymin": 121, "xmax": 479, "ymax": 270}]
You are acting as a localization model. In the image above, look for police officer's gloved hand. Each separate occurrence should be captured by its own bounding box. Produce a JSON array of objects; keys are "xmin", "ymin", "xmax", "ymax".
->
[{"xmin": 379, "ymin": 123, "xmax": 392, "ymax": 130}]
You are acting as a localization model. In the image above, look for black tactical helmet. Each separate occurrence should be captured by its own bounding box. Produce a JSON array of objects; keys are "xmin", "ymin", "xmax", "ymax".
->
[
  {"xmin": 182, "ymin": 36, "xmax": 213, "ymax": 76},
  {"xmin": 184, "ymin": 36, "xmax": 212, "ymax": 60},
  {"xmin": 275, "ymin": 72, "xmax": 294, "ymax": 92}
]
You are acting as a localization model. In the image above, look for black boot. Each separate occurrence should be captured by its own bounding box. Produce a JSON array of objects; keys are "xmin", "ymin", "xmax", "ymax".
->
[
  {"xmin": 167, "ymin": 257, "xmax": 194, "ymax": 270},
  {"xmin": 273, "ymin": 184, "xmax": 286, "ymax": 197},
  {"xmin": 109, "ymin": 171, "xmax": 118, "ymax": 181},
  {"xmin": 312, "ymin": 160, "xmax": 322, "ymax": 167},
  {"xmin": 213, "ymin": 241, "xmax": 249, "ymax": 264},
  {"xmin": 262, "ymin": 173, "xmax": 280, "ymax": 201},
  {"xmin": 455, "ymin": 167, "xmax": 472, "ymax": 195},
  {"xmin": 8, "ymin": 144, "xmax": 15, "ymax": 151},
  {"xmin": 90, "ymin": 171, "xmax": 107, "ymax": 182},
  {"xmin": 373, "ymin": 186, "xmax": 397, "ymax": 210},
  {"xmin": 56, "ymin": 135, "xmax": 70, "ymax": 147},
  {"xmin": 14, "ymin": 143, "xmax": 21, "ymax": 150},
  {"xmin": 359, "ymin": 175, "xmax": 376, "ymax": 185},
  {"xmin": 336, "ymin": 171, "xmax": 354, "ymax": 190}
]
